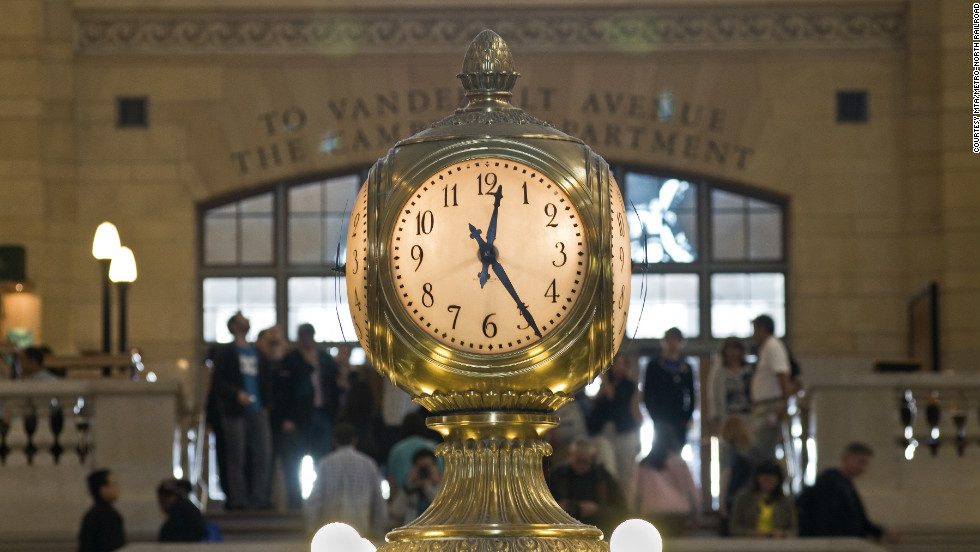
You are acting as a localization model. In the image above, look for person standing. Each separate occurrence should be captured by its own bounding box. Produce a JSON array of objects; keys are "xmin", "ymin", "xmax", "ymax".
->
[
  {"xmin": 77, "ymin": 469, "xmax": 125, "ymax": 552},
  {"xmin": 586, "ymin": 353, "xmax": 642, "ymax": 502},
  {"xmin": 211, "ymin": 312, "xmax": 274, "ymax": 510},
  {"xmin": 749, "ymin": 315, "xmax": 793, "ymax": 459},
  {"xmin": 634, "ymin": 430, "xmax": 701, "ymax": 538},
  {"xmin": 305, "ymin": 422, "xmax": 388, "ymax": 540},
  {"xmin": 643, "ymin": 327, "xmax": 696, "ymax": 452},
  {"xmin": 800, "ymin": 442, "xmax": 900, "ymax": 542},
  {"xmin": 707, "ymin": 337, "xmax": 752, "ymax": 433},
  {"xmin": 281, "ymin": 323, "xmax": 341, "ymax": 463}
]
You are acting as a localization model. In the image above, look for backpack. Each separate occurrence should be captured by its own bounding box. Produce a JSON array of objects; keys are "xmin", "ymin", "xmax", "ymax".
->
[{"xmin": 795, "ymin": 485, "xmax": 817, "ymax": 536}]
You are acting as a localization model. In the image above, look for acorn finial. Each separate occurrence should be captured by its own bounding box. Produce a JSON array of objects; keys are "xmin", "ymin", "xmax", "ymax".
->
[{"xmin": 457, "ymin": 30, "xmax": 519, "ymax": 96}]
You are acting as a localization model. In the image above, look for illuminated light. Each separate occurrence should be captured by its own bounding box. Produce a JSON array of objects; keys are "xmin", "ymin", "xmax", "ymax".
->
[
  {"xmin": 301, "ymin": 455, "xmax": 316, "ymax": 499},
  {"xmin": 380, "ymin": 479, "xmax": 390, "ymax": 501},
  {"xmin": 930, "ymin": 427, "xmax": 940, "ymax": 440},
  {"xmin": 805, "ymin": 438, "xmax": 817, "ymax": 485},
  {"xmin": 311, "ymin": 522, "xmax": 375, "ymax": 552},
  {"xmin": 319, "ymin": 131, "xmax": 340, "ymax": 153},
  {"xmin": 552, "ymin": 384, "xmax": 567, "ymax": 393},
  {"xmin": 904, "ymin": 443, "xmax": 916, "ymax": 461},
  {"xmin": 177, "ymin": 358, "xmax": 190, "ymax": 371},
  {"xmin": 92, "ymin": 222, "xmax": 121, "ymax": 260},
  {"xmin": 146, "ymin": 371, "xmax": 157, "ymax": 382},
  {"xmin": 174, "ymin": 465, "xmax": 184, "ymax": 479},
  {"xmin": 14, "ymin": 283, "xmax": 23, "ymax": 292},
  {"xmin": 109, "ymin": 247, "xmax": 137, "ymax": 283},
  {"xmin": 638, "ymin": 421, "xmax": 654, "ymax": 461},
  {"xmin": 904, "ymin": 427, "xmax": 914, "ymax": 440},
  {"xmin": 709, "ymin": 436, "xmax": 720, "ymax": 509},
  {"xmin": 680, "ymin": 443, "xmax": 693, "ymax": 463},
  {"xmin": 609, "ymin": 519, "xmax": 662, "ymax": 552},
  {"xmin": 584, "ymin": 377, "xmax": 601, "ymax": 398}
]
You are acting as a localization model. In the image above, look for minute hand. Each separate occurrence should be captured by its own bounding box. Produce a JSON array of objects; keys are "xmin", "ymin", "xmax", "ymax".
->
[{"xmin": 490, "ymin": 261, "xmax": 542, "ymax": 339}]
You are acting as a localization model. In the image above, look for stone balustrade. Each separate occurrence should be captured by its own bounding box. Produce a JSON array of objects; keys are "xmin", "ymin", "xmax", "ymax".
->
[
  {"xmin": 0, "ymin": 380, "xmax": 180, "ymax": 544},
  {"xmin": 804, "ymin": 370, "xmax": 980, "ymax": 530}
]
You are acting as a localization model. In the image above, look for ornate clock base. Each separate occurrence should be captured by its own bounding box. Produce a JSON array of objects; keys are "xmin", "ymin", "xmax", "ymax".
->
[
  {"xmin": 379, "ymin": 412, "xmax": 609, "ymax": 552},
  {"xmin": 378, "ymin": 536, "xmax": 609, "ymax": 552}
]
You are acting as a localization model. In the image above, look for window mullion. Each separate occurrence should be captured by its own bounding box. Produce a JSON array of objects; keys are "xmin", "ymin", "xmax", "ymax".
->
[{"xmin": 276, "ymin": 185, "xmax": 289, "ymax": 329}]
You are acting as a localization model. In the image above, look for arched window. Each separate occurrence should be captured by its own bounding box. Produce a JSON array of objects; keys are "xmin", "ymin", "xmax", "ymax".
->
[
  {"xmin": 199, "ymin": 171, "xmax": 366, "ymax": 345},
  {"xmin": 198, "ymin": 166, "xmax": 787, "ymax": 348},
  {"xmin": 615, "ymin": 166, "xmax": 788, "ymax": 346}
]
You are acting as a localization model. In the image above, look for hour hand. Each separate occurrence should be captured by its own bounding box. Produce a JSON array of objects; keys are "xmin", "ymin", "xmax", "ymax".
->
[
  {"xmin": 486, "ymin": 185, "xmax": 503, "ymax": 247},
  {"xmin": 468, "ymin": 224, "xmax": 492, "ymax": 287}
]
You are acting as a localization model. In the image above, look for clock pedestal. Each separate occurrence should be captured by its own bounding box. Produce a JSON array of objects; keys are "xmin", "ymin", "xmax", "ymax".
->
[{"xmin": 381, "ymin": 412, "xmax": 608, "ymax": 552}]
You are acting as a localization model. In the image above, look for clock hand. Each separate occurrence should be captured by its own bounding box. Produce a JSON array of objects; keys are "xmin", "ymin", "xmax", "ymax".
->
[
  {"xmin": 468, "ymin": 223, "xmax": 492, "ymax": 287},
  {"xmin": 490, "ymin": 260, "xmax": 542, "ymax": 339},
  {"xmin": 485, "ymin": 185, "xmax": 503, "ymax": 248}
]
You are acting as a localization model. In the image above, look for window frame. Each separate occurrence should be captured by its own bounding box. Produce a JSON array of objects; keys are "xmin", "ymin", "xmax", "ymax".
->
[
  {"xmin": 610, "ymin": 164, "xmax": 789, "ymax": 354},
  {"xmin": 196, "ymin": 165, "xmax": 789, "ymax": 355}
]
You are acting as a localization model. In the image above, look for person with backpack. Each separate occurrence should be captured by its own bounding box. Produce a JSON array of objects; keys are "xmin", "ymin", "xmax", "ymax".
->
[{"xmin": 749, "ymin": 315, "xmax": 793, "ymax": 460}]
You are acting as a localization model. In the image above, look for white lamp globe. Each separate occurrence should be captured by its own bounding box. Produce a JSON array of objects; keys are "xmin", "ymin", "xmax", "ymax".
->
[
  {"xmin": 310, "ymin": 523, "xmax": 376, "ymax": 552},
  {"xmin": 609, "ymin": 519, "xmax": 662, "ymax": 552}
]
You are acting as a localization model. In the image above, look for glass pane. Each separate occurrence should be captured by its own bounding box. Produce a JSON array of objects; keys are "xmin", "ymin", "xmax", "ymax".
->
[
  {"xmin": 627, "ymin": 273, "xmax": 699, "ymax": 339},
  {"xmin": 710, "ymin": 273, "xmax": 785, "ymax": 337},
  {"xmin": 204, "ymin": 216, "xmax": 237, "ymax": 265},
  {"xmin": 713, "ymin": 189, "xmax": 744, "ymax": 209},
  {"xmin": 239, "ymin": 194, "xmax": 273, "ymax": 214},
  {"xmin": 289, "ymin": 183, "xmax": 323, "ymax": 214},
  {"xmin": 289, "ymin": 217, "xmax": 323, "ymax": 264},
  {"xmin": 287, "ymin": 276, "xmax": 356, "ymax": 342},
  {"xmin": 748, "ymin": 273, "xmax": 785, "ymax": 299},
  {"xmin": 626, "ymin": 173, "xmax": 697, "ymax": 264},
  {"xmin": 712, "ymin": 213, "xmax": 745, "ymax": 260},
  {"xmin": 240, "ymin": 216, "xmax": 273, "ymax": 264},
  {"xmin": 209, "ymin": 204, "xmax": 236, "ymax": 216},
  {"xmin": 323, "ymin": 175, "xmax": 361, "ymax": 212},
  {"xmin": 323, "ymin": 214, "xmax": 350, "ymax": 263},
  {"xmin": 203, "ymin": 278, "xmax": 239, "ymax": 304},
  {"xmin": 202, "ymin": 277, "xmax": 276, "ymax": 342},
  {"xmin": 748, "ymin": 211, "xmax": 782, "ymax": 260}
]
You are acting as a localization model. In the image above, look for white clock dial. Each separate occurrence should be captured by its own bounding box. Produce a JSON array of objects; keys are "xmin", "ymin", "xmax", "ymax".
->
[
  {"xmin": 345, "ymin": 183, "xmax": 370, "ymax": 351},
  {"xmin": 609, "ymin": 176, "xmax": 631, "ymax": 354},
  {"xmin": 390, "ymin": 158, "xmax": 588, "ymax": 354}
]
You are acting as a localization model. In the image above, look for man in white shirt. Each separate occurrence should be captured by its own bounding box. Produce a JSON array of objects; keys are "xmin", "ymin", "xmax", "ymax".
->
[
  {"xmin": 305, "ymin": 422, "xmax": 388, "ymax": 540},
  {"xmin": 750, "ymin": 315, "xmax": 793, "ymax": 459}
]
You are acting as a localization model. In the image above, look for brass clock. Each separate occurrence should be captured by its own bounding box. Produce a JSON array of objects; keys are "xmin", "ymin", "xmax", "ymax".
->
[
  {"xmin": 390, "ymin": 157, "xmax": 588, "ymax": 355},
  {"xmin": 344, "ymin": 30, "xmax": 629, "ymax": 552}
]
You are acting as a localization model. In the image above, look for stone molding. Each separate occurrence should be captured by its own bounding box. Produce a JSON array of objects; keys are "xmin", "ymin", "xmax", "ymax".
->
[{"xmin": 75, "ymin": 5, "xmax": 906, "ymax": 55}]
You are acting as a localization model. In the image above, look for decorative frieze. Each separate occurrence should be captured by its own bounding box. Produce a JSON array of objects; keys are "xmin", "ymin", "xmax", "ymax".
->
[{"xmin": 76, "ymin": 6, "xmax": 905, "ymax": 55}]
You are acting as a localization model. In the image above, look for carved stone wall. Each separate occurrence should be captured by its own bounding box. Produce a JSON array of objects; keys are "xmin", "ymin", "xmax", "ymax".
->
[{"xmin": 76, "ymin": 5, "xmax": 906, "ymax": 55}]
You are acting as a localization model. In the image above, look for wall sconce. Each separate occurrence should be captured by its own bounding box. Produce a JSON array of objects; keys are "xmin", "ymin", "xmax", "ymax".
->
[
  {"xmin": 92, "ymin": 222, "xmax": 121, "ymax": 368},
  {"xmin": 109, "ymin": 246, "xmax": 137, "ymax": 354},
  {"xmin": 0, "ymin": 282, "xmax": 42, "ymax": 346}
]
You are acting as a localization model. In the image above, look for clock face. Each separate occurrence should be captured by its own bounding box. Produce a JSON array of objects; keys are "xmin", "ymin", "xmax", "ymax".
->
[
  {"xmin": 390, "ymin": 158, "xmax": 588, "ymax": 355},
  {"xmin": 609, "ymin": 176, "xmax": 631, "ymax": 354},
  {"xmin": 346, "ymin": 183, "xmax": 370, "ymax": 351}
]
